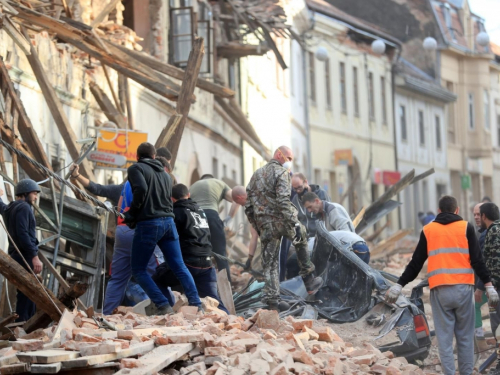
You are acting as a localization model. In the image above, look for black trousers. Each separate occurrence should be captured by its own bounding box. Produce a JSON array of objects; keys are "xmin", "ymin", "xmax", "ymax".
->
[
  {"xmin": 11, "ymin": 253, "xmax": 36, "ymax": 322},
  {"xmin": 204, "ymin": 209, "xmax": 231, "ymax": 282}
]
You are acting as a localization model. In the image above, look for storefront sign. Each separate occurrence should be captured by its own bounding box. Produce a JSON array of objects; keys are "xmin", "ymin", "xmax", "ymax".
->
[
  {"xmin": 333, "ymin": 149, "xmax": 353, "ymax": 166},
  {"xmin": 382, "ymin": 171, "xmax": 401, "ymax": 186},
  {"xmin": 87, "ymin": 151, "xmax": 127, "ymax": 166},
  {"xmin": 461, "ymin": 174, "xmax": 471, "ymax": 190},
  {"xmin": 96, "ymin": 130, "xmax": 148, "ymax": 169}
]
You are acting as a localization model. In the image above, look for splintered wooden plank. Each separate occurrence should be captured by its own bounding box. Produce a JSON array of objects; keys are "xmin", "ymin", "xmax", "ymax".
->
[
  {"xmin": 31, "ymin": 362, "xmax": 62, "ymax": 374},
  {"xmin": 61, "ymin": 341, "xmax": 154, "ymax": 369},
  {"xmin": 17, "ymin": 350, "xmax": 79, "ymax": 364},
  {"xmin": 217, "ymin": 269, "xmax": 236, "ymax": 315},
  {"xmin": 114, "ymin": 344, "xmax": 193, "ymax": 375}
]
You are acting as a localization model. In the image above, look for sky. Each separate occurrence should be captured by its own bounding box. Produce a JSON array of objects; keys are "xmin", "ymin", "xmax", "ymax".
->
[{"xmin": 469, "ymin": 0, "xmax": 500, "ymax": 45}]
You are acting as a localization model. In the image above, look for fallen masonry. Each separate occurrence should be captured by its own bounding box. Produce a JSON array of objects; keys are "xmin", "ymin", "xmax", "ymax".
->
[{"xmin": 0, "ymin": 302, "xmax": 440, "ymax": 375}]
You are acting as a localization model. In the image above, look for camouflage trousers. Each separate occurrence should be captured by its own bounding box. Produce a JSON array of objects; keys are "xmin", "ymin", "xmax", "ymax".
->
[{"xmin": 259, "ymin": 222, "xmax": 315, "ymax": 302}]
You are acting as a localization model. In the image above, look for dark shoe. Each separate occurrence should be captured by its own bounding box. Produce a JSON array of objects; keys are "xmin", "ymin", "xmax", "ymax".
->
[
  {"xmin": 266, "ymin": 299, "xmax": 280, "ymax": 312},
  {"xmin": 197, "ymin": 306, "xmax": 205, "ymax": 314},
  {"xmin": 303, "ymin": 273, "xmax": 323, "ymax": 295},
  {"xmin": 278, "ymin": 301, "xmax": 290, "ymax": 312},
  {"xmin": 145, "ymin": 302, "xmax": 173, "ymax": 316}
]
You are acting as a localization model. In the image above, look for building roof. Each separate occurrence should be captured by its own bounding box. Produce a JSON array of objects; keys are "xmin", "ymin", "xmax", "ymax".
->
[
  {"xmin": 306, "ymin": 0, "xmax": 402, "ymax": 47},
  {"xmin": 395, "ymin": 58, "xmax": 457, "ymax": 103},
  {"xmin": 430, "ymin": 0, "xmax": 489, "ymax": 53}
]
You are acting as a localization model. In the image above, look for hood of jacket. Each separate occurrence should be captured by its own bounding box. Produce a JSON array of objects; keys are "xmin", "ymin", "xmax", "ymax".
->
[
  {"xmin": 138, "ymin": 158, "xmax": 164, "ymax": 172},
  {"xmin": 4, "ymin": 200, "xmax": 28, "ymax": 216},
  {"xmin": 173, "ymin": 198, "xmax": 198, "ymax": 211},
  {"xmin": 433, "ymin": 212, "xmax": 463, "ymax": 225}
]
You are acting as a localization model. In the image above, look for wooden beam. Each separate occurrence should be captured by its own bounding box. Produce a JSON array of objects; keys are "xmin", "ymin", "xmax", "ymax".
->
[
  {"xmin": 166, "ymin": 37, "xmax": 205, "ymax": 168},
  {"xmin": 60, "ymin": 0, "xmax": 72, "ymax": 19},
  {"xmin": 0, "ymin": 58, "xmax": 53, "ymax": 173},
  {"xmin": 370, "ymin": 229, "xmax": 413, "ymax": 260},
  {"xmin": 217, "ymin": 42, "xmax": 269, "ymax": 58},
  {"xmin": 90, "ymin": 0, "xmax": 121, "ymax": 27},
  {"xmin": 410, "ymin": 168, "xmax": 435, "ymax": 186},
  {"xmin": 352, "ymin": 207, "xmax": 365, "ymax": 228},
  {"xmin": 123, "ymin": 76, "xmax": 134, "ymax": 130},
  {"xmin": 0, "ymin": 247, "xmax": 64, "ymax": 322},
  {"xmin": 22, "ymin": 28, "xmax": 96, "ymax": 182},
  {"xmin": 10, "ymin": 6, "xmax": 183, "ymax": 101},
  {"xmin": 154, "ymin": 114, "xmax": 182, "ymax": 149},
  {"xmin": 102, "ymin": 65, "xmax": 123, "ymax": 114},
  {"xmin": 364, "ymin": 220, "xmax": 390, "ymax": 242},
  {"xmin": 88, "ymin": 81, "xmax": 127, "ymax": 129},
  {"xmin": 110, "ymin": 42, "xmax": 235, "ymax": 98},
  {"xmin": 217, "ymin": 269, "xmax": 236, "ymax": 315},
  {"xmin": 1, "ymin": 15, "xmax": 31, "ymax": 56},
  {"xmin": 38, "ymin": 252, "xmax": 87, "ymax": 310}
]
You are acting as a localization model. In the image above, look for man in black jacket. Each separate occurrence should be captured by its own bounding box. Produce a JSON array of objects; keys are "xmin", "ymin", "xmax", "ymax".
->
[
  {"xmin": 152, "ymin": 184, "xmax": 228, "ymax": 314},
  {"xmin": 0, "ymin": 179, "xmax": 42, "ymax": 321},
  {"xmin": 124, "ymin": 143, "xmax": 201, "ymax": 315}
]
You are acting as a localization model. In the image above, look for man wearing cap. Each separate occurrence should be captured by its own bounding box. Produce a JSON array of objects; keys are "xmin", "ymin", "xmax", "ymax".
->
[{"xmin": 0, "ymin": 179, "xmax": 42, "ymax": 321}]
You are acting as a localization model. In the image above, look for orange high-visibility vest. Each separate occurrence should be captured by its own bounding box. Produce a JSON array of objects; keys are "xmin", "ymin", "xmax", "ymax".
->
[{"xmin": 423, "ymin": 220, "xmax": 474, "ymax": 289}]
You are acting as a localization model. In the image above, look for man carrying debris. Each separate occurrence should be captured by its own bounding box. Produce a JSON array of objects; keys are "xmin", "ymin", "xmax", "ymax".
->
[
  {"xmin": 190, "ymin": 175, "xmax": 239, "ymax": 281},
  {"xmin": 123, "ymin": 142, "xmax": 201, "ymax": 315},
  {"xmin": 385, "ymin": 195, "xmax": 498, "ymax": 375},
  {"xmin": 152, "ymin": 183, "xmax": 228, "ymax": 314},
  {"xmin": 479, "ymin": 203, "xmax": 500, "ymax": 345},
  {"xmin": 291, "ymin": 173, "xmax": 330, "ymax": 237},
  {"xmin": 473, "ymin": 202, "xmax": 489, "ymax": 341},
  {"xmin": 301, "ymin": 192, "xmax": 355, "ymax": 232},
  {"xmin": 245, "ymin": 146, "xmax": 323, "ymax": 311},
  {"xmin": 0, "ymin": 180, "xmax": 42, "ymax": 322}
]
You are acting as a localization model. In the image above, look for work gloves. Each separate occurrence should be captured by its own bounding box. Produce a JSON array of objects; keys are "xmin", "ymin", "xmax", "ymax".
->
[
  {"xmin": 244, "ymin": 254, "xmax": 254, "ymax": 271},
  {"xmin": 385, "ymin": 283, "xmax": 403, "ymax": 304},
  {"xmin": 486, "ymin": 285, "xmax": 499, "ymax": 308},
  {"xmin": 293, "ymin": 223, "xmax": 303, "ymax": 242},
  {"xmin": 223, "ymin": 216, "xmax": 232, "ymax": 228}
]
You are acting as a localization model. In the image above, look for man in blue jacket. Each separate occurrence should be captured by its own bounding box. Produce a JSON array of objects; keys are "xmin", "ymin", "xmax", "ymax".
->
[
  {"xmin": 0, "ymin": 179, "xmax": 42, "ymax": 322},
  {"xmin": 123, "ymin": 143, "xmax": 201, "ymax": 315}
]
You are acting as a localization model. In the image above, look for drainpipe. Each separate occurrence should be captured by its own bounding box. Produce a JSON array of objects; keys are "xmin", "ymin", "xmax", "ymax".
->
[
  {"xmin": 391, "ymin": 47, "xmax": 402, "ymax": 230},
  {"xmin": 302, "ymin": 47, "xmax": 313, "ymax": 178}
]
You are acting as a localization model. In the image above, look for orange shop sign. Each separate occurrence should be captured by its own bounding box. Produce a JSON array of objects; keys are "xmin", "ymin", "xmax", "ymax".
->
[
  {"xmin": 333, "ymin": 149, "xmax": 353, "ymax": 166},
  {"xmin": 96, "ymin": 130, "xmax": 148, "ymax": 169}
]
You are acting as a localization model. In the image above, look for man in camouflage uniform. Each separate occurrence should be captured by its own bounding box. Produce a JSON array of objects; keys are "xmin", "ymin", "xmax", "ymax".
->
[
  {"xmin": 245, "ymin": 146, "xmax": 323, "ymax": 310},
  {"xmin": 480, "ymin": 202, "xmax": 500, "ymax": 374}
]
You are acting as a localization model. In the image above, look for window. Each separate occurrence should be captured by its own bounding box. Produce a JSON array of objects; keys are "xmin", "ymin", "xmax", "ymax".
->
[
  {"xmin": 340, "ymin": 62, "xmax": 346, "ymax": 113},
  {"xmin": 435, "ymin": 116, "xmax": 442, "ymax": 150},
  {"xmin": 223, "ymin": 164, "xmax": 227, "ymax": 178},
  {"xmin": 212, "ymin": 157, "xmax": 218, "ymax": 178},
  {"xmin": 308, "ymin": 52, "xmax": 316, "ymax": 103},
  {"xmin": 197, "ymin": 2, "xmax": 212, "ymax": 74},
  {"xmin": 419, "ymin": 110, "xmax": 425, "ymax": 146},
  {"xmin": 400, "ymin": 105, "xmax": 407, "ymax": 141},
  {"xmin": 469, "ymin": 93, "xmax": 475, "ymax": 129},
  {"xmin": 325, "ymin": 59, "xmax": 331, "ymax": 108},
  {"xmin": 446, "ymin": 81, "xmax": 456, "ymax": 143},
  {"xmin": 169, "ymin": 6, "xmax": 195, "ymax": 68},
  {"xmin": 497, "ymin": 115, "xmax": 500, "ymax": 147},
  {"xmin": 484, "ymin": 90, "xmax": 490, "ymax": 129},
  {"xmin": 353, "ymin": 67, "xmax": 359, "ymax": 116},
  {"xmin": 275, "ymin": 37, "xmax": 286, "ymax": 92},
  {"xmin": 368, "ymin": 72, "xmax": 375, "ymax": 121},
  {"xmin": 381, "ymin": 77, "xmax": 387, "ymax": 124},
  {"xmin": 232, "ymin": 169, "xmax": 237, "ymax": 182},
  {"xmin": 314, "ymin": 169, "xmax": 321, "ymax": 185}
]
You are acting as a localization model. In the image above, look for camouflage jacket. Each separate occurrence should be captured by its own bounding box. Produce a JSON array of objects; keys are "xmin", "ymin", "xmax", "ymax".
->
[
  {"xmin": 245, "ymin": 159, "xmax": 298, "ymax": 231},
  {"xmin": 484, "ymin": 220, "xmax": 500, "ymax": 288}
]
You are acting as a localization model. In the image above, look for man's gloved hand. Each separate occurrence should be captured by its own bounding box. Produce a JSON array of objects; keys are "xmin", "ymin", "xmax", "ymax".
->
[
  {"xmin": 293, "ymin": 223, "xmax": 303, "ymax": 242},
  {"xmin": 486, "ymin": 285, "xmax": 499, "ymax": 308},
  {"xmin": 244, "ymin": 254, "xmax": 254, "ymax": 271},
  {"xmin": 223, "ymin": 216, "xmax": 232, "ymax": 228},
  {"xmin": 385, "ymin": 284, "xmax": 403, "ymax": 304}
]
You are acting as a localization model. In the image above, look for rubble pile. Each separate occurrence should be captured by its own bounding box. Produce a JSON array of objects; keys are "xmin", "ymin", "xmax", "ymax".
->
[
  {"xmin": 0, "ymin": 296, "xmax": 441, "ymax": 375},
  {"xmin": 230, "ymin": 265, "xmax": 253, "ymax": 292}
]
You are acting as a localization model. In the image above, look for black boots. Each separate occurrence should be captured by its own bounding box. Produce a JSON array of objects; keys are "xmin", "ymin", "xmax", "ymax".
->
[{"xmin": 303, "ymin": 273, "xmax": 324, "ymax": 295}]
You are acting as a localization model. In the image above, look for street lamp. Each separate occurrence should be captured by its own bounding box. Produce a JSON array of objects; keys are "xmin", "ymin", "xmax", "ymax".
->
[
  {"xmin": 476, "ymin": 31, "xmax": 490, "ymax": 47},
  {"xmin": 371, "ymin": 39, "xmax": 386, "ymax": 55},
  {"xmin": 315, "ymin": 46, "xmax": 329, "ymax": 62},
  {"xmin": 423, "ymin": 37, "xmax": 438, "ymax": 50}
]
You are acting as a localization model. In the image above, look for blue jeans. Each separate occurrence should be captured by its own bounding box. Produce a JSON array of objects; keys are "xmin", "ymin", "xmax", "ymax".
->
[
  {"xmin": 103, "ymin": 226, "xmax": 172, "ymax": 315},
  {"xmin": 352, "ymin": 242, "xmax": 370, "ymax": 264},
  {"xmin": 131, "ymin": 217, "xmax": 200, "ymax": 308}
]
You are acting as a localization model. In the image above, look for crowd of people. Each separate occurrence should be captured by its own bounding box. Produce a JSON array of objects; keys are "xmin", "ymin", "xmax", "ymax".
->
[{"xmin": 7, "ymin": 141, "xmax": 500, "ymax": 374}]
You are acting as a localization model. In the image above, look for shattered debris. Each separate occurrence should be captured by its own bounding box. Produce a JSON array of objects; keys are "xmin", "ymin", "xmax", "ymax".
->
[{"xmin": 0, "ymin": 303, "xmax": 441, "ymax": 375}]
